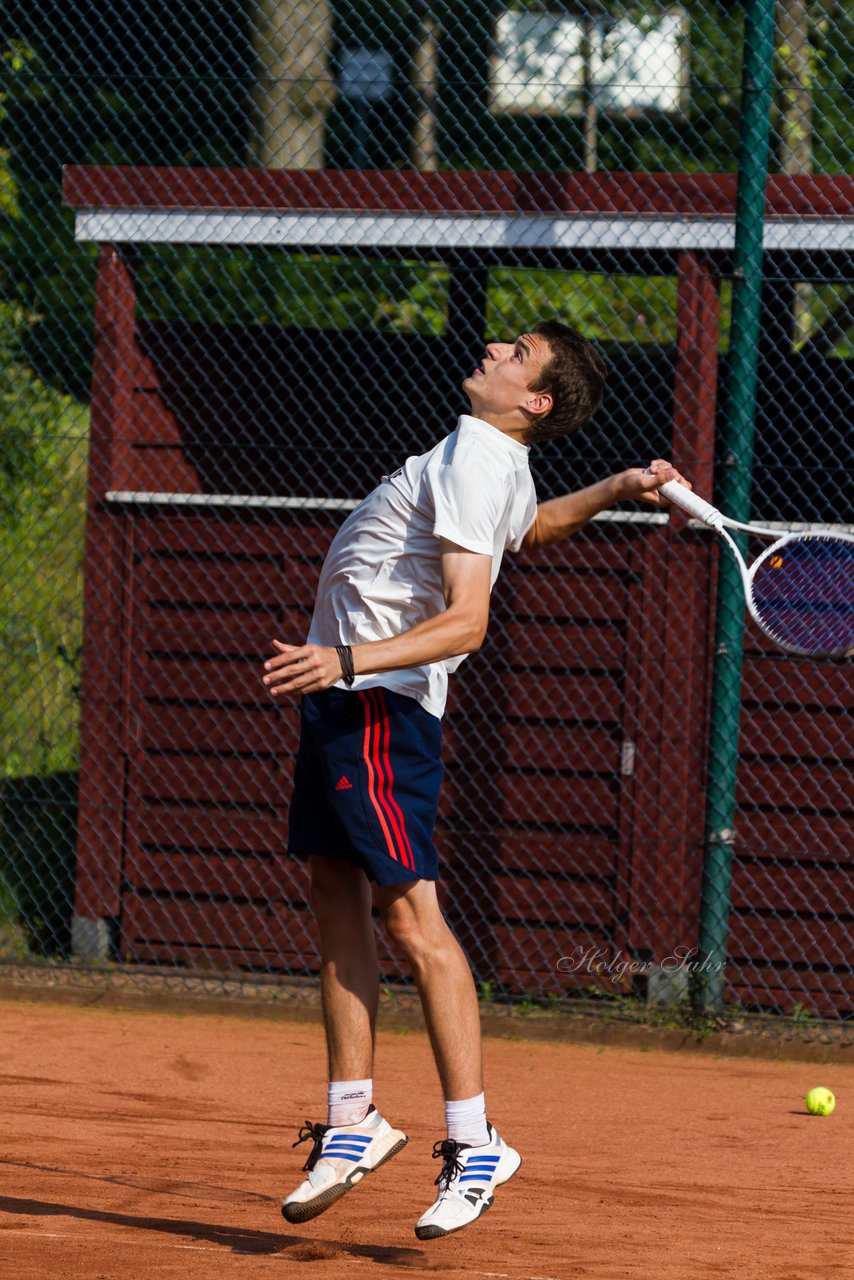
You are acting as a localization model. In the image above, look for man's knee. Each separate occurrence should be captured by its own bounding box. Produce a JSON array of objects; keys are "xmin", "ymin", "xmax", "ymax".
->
[{"xmin": 381, "ymin": 889, "xmax": 451, "ymax": 964}]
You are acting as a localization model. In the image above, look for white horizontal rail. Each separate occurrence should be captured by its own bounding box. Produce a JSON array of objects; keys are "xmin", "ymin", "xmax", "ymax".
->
[
  {"xmin": 106, "ymin": 490, "xmax": 361, "ymax": 511},
  {"xmin": 105, "ymin": 491, "xmax": 852, "ymax": 533},
  {"xmin": 104, "ymin": 489, "xmax": 670, "ymax": 523},
  {"xmin": 76, "ymin": 209, "xmax": 854, "ymax": 252}
]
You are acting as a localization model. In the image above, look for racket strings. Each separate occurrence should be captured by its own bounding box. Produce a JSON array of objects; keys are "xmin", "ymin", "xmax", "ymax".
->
[{"xmin": 749, "ymin": 535, "xmax": 854, "ymax": 657}]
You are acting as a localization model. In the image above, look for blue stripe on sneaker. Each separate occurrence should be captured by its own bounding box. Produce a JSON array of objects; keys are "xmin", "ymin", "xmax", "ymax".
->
[
  {"xmin": 464, "ymin": 1157, "xmax": 500, "ymax": 1167},
  {"xmin": 326, "ymin": 1141, "xmax": 372, "ymax": 1153},
  {"xmin": 326, "ymin": 1135, "xmax": 372, "ymax": 1146},
  {"xmin": 323, "ymin": 1151, "xmax": 363, "ymax": 1162},
  {"xmin": 459, "ymin": 1173, "xmax": 495, "ymax": 1182}
]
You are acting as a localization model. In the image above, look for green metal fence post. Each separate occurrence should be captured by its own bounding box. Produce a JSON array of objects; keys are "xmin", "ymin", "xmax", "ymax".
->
[{"xmin": 694, "ymin": 0, "xmax": 779, "ymax": 1013}]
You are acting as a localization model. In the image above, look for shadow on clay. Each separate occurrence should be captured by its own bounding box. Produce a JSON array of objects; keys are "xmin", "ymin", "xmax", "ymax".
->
[{"xmin": 0, "ymin": 1194, "xmax": 429, "ymax": 1265}]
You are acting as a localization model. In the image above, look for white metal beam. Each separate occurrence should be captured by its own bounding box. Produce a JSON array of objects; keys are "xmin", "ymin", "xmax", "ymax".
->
[{"xmin": 75, "ymin": 209, "xmax": 854, "ymax": 252}]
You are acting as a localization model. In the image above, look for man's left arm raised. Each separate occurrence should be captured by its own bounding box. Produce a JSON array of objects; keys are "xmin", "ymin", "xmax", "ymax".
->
[{"xmin": 520, "ymin": 459, "xmax": 691, "ymax": 550}]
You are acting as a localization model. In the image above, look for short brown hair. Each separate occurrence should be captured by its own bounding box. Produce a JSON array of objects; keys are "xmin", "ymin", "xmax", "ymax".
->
[{"xmin": 523, "ymin": 320, "xmax": 607, "ymax": 443}]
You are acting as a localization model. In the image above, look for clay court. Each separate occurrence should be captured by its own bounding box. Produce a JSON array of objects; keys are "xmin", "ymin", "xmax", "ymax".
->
[{"xmin": 1, "ymin": 998, "xmax": 851, "ymax": 1280}]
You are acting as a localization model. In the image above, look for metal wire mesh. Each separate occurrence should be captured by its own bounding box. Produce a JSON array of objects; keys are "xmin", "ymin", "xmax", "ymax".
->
[{"xmin": 1, "ymin": 2, "xmax": 852, "ymax": 1032}]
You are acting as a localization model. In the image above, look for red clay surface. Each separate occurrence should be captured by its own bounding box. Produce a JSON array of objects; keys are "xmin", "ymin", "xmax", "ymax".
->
[{"xmin": 1, "ymin": 999, "xmax": 852, "ymax": 1280}]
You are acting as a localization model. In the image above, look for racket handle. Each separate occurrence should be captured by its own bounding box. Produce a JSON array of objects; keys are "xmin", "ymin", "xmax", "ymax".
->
[{"xmin": 655, "ymin": 479, "xmax": 725, "ymax": 529}]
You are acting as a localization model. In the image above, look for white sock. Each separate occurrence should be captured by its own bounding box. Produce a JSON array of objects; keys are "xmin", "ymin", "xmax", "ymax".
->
[
  {"xmin": 445, "ymin": 1092, "xmax": 489, "ymax": 1147},
  {"xmin": 327, "ymin": 1078, "xmax": 372, "ymax": 1127}
]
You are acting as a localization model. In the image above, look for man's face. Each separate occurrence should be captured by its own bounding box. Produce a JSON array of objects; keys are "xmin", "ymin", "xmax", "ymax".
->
[{"xmin": 463, "ymin": 332, "xmax": 552, "ymax": 421}]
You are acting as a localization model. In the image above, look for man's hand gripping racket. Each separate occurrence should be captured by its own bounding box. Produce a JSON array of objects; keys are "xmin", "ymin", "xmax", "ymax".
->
[{"xmin": 654, "ymin": 472, "xmax": 854, "ymax": 659}]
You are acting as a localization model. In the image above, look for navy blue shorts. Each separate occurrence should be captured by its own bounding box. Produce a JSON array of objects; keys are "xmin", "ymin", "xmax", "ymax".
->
[{"xmin": 287, "ymin": 686, "xmax": 443, "ymax": 886}]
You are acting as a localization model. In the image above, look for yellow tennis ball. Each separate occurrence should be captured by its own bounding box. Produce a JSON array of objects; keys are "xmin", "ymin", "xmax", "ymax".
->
[{"xmin": 805, "ymin": 1087, "xmax": 835, "ymax": 1116}]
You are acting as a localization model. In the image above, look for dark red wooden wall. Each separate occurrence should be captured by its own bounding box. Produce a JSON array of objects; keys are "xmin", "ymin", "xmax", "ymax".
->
[
  {"xmin": 81, "ymin": 499, "xmax": 715, "ymax": 993},
  {"xmin": 72, "ymin": 233, "xmax": 853, "ymax": 1017}
]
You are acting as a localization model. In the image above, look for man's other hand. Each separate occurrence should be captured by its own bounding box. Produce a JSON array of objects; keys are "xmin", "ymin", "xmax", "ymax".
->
[{"xmin": 263, "ymin": 641, "xmax": 343, "ymax": 697}]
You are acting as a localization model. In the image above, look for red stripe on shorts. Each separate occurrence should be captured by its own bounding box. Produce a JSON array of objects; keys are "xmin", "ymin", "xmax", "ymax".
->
[
  {"xmin": 360, "ymin": 691, "xmax": 399, "ymax": 863},
  {"xmin": 360, "ymin": 688, "xmax": 414, "ymax": 871},
  {"xmin": 369, "ymin": 688, "xmax": 416, "ymax": 872}
]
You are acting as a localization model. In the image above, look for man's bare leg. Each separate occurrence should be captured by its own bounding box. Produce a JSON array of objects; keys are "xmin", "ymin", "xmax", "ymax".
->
[
  {"xmin": 375, "ymin": 877, "xmax": 521, "ymax": 1240},
  {"xmin": 374, "ymin": 877, "xmax": 482, "ymax": 1099},
  {"xmin": 309, "ymin": 854, "xmax": 378, "ymax": 1081},
  {"xmin": 281, "ymin": 857, "xmax": 406, "ymax": 1225}
]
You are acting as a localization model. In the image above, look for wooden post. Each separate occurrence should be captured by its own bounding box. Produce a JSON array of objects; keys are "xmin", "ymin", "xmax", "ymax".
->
[
  {"xmin": 626, "ymin": 252, "xmax": 720, "ymax": 973},
  {"xmin": 72, "ymin": 245, "xmax": 138, "ymax": 959},
  {"xmin": 670, "ymin": 251, "xmax": 719, "ymax": 494}
]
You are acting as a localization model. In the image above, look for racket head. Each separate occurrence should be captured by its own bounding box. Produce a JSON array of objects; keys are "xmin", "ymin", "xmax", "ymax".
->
[{"xmin": 746, "ymin": 533, "xmax": 854, "ymax": 659}]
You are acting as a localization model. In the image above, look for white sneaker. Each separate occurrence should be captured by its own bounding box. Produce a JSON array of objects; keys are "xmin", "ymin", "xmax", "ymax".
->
[
  {"xmin": 414, "ymin": 1123, "xmax": 521, "ymax": 1240},
  {"xmin": 282, "ymin": 1105, "xmax": 408, "ymax": 1224}
]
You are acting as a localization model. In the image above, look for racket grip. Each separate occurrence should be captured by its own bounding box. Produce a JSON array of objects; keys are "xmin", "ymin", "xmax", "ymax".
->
[{"xmin": 655, "ymin": 479, "xmax": 725, "ymax": 529}]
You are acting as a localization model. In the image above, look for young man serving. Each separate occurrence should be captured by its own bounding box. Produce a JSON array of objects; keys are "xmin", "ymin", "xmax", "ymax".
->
[{"xmin": 262, "ymin": 320, "xmax": 688, "ymax": 1239}]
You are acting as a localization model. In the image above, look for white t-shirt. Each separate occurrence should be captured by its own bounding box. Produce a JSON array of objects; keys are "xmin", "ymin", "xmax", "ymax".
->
[{"xmin": 307, "ymin": 415, "xmax": 538, "ymax": 718}]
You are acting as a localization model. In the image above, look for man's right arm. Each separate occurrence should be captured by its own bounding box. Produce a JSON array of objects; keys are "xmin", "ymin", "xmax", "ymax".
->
[
  {"xmin": 262, "ymin": 540, "xmax": 492, "ymax": 699},
  {"xmin": 349, "ymin": 541, "xmax": 492, "ymax": 675}
]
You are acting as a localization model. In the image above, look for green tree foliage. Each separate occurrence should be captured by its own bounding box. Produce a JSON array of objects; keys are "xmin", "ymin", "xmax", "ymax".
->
[
  {"xmin": 1, "ymin": 1, "xmax": 253, "ymax": 396},
  {"xmin": 0, "ymin": 304, "xmax": 88, "ymax": 780}
]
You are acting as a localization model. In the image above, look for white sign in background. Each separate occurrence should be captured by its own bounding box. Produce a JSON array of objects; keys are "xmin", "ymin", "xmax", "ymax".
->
[{"xmin": 490, "ymin": 6, "xmax": 689, "ymax": 117}]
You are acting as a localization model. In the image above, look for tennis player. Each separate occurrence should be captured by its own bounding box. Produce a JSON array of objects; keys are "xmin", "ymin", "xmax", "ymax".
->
[{"xmin": 263, "ymin": 320, "xmax": 687, "ymax": 1239}]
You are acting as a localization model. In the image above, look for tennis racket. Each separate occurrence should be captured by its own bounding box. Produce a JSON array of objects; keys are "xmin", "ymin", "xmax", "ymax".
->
[{"xmin": 657, "ymin": 479, "xmax": 854, "ymax": 659}]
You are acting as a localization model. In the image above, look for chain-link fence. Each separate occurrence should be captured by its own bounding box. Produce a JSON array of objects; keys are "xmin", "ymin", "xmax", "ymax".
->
[{"xmin": 1, "ymin": 2, "xmax": 852, "ymax": 1033}]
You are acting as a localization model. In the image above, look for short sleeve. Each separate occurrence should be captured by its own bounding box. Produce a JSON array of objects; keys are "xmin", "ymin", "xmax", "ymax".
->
[
  {"xmin": 430, "ymin": 453, "xmax": 504, "ymax": 556},
  {"xmin": 506, "ymin": 489, "xmax": 539, "ymax": 553}
]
